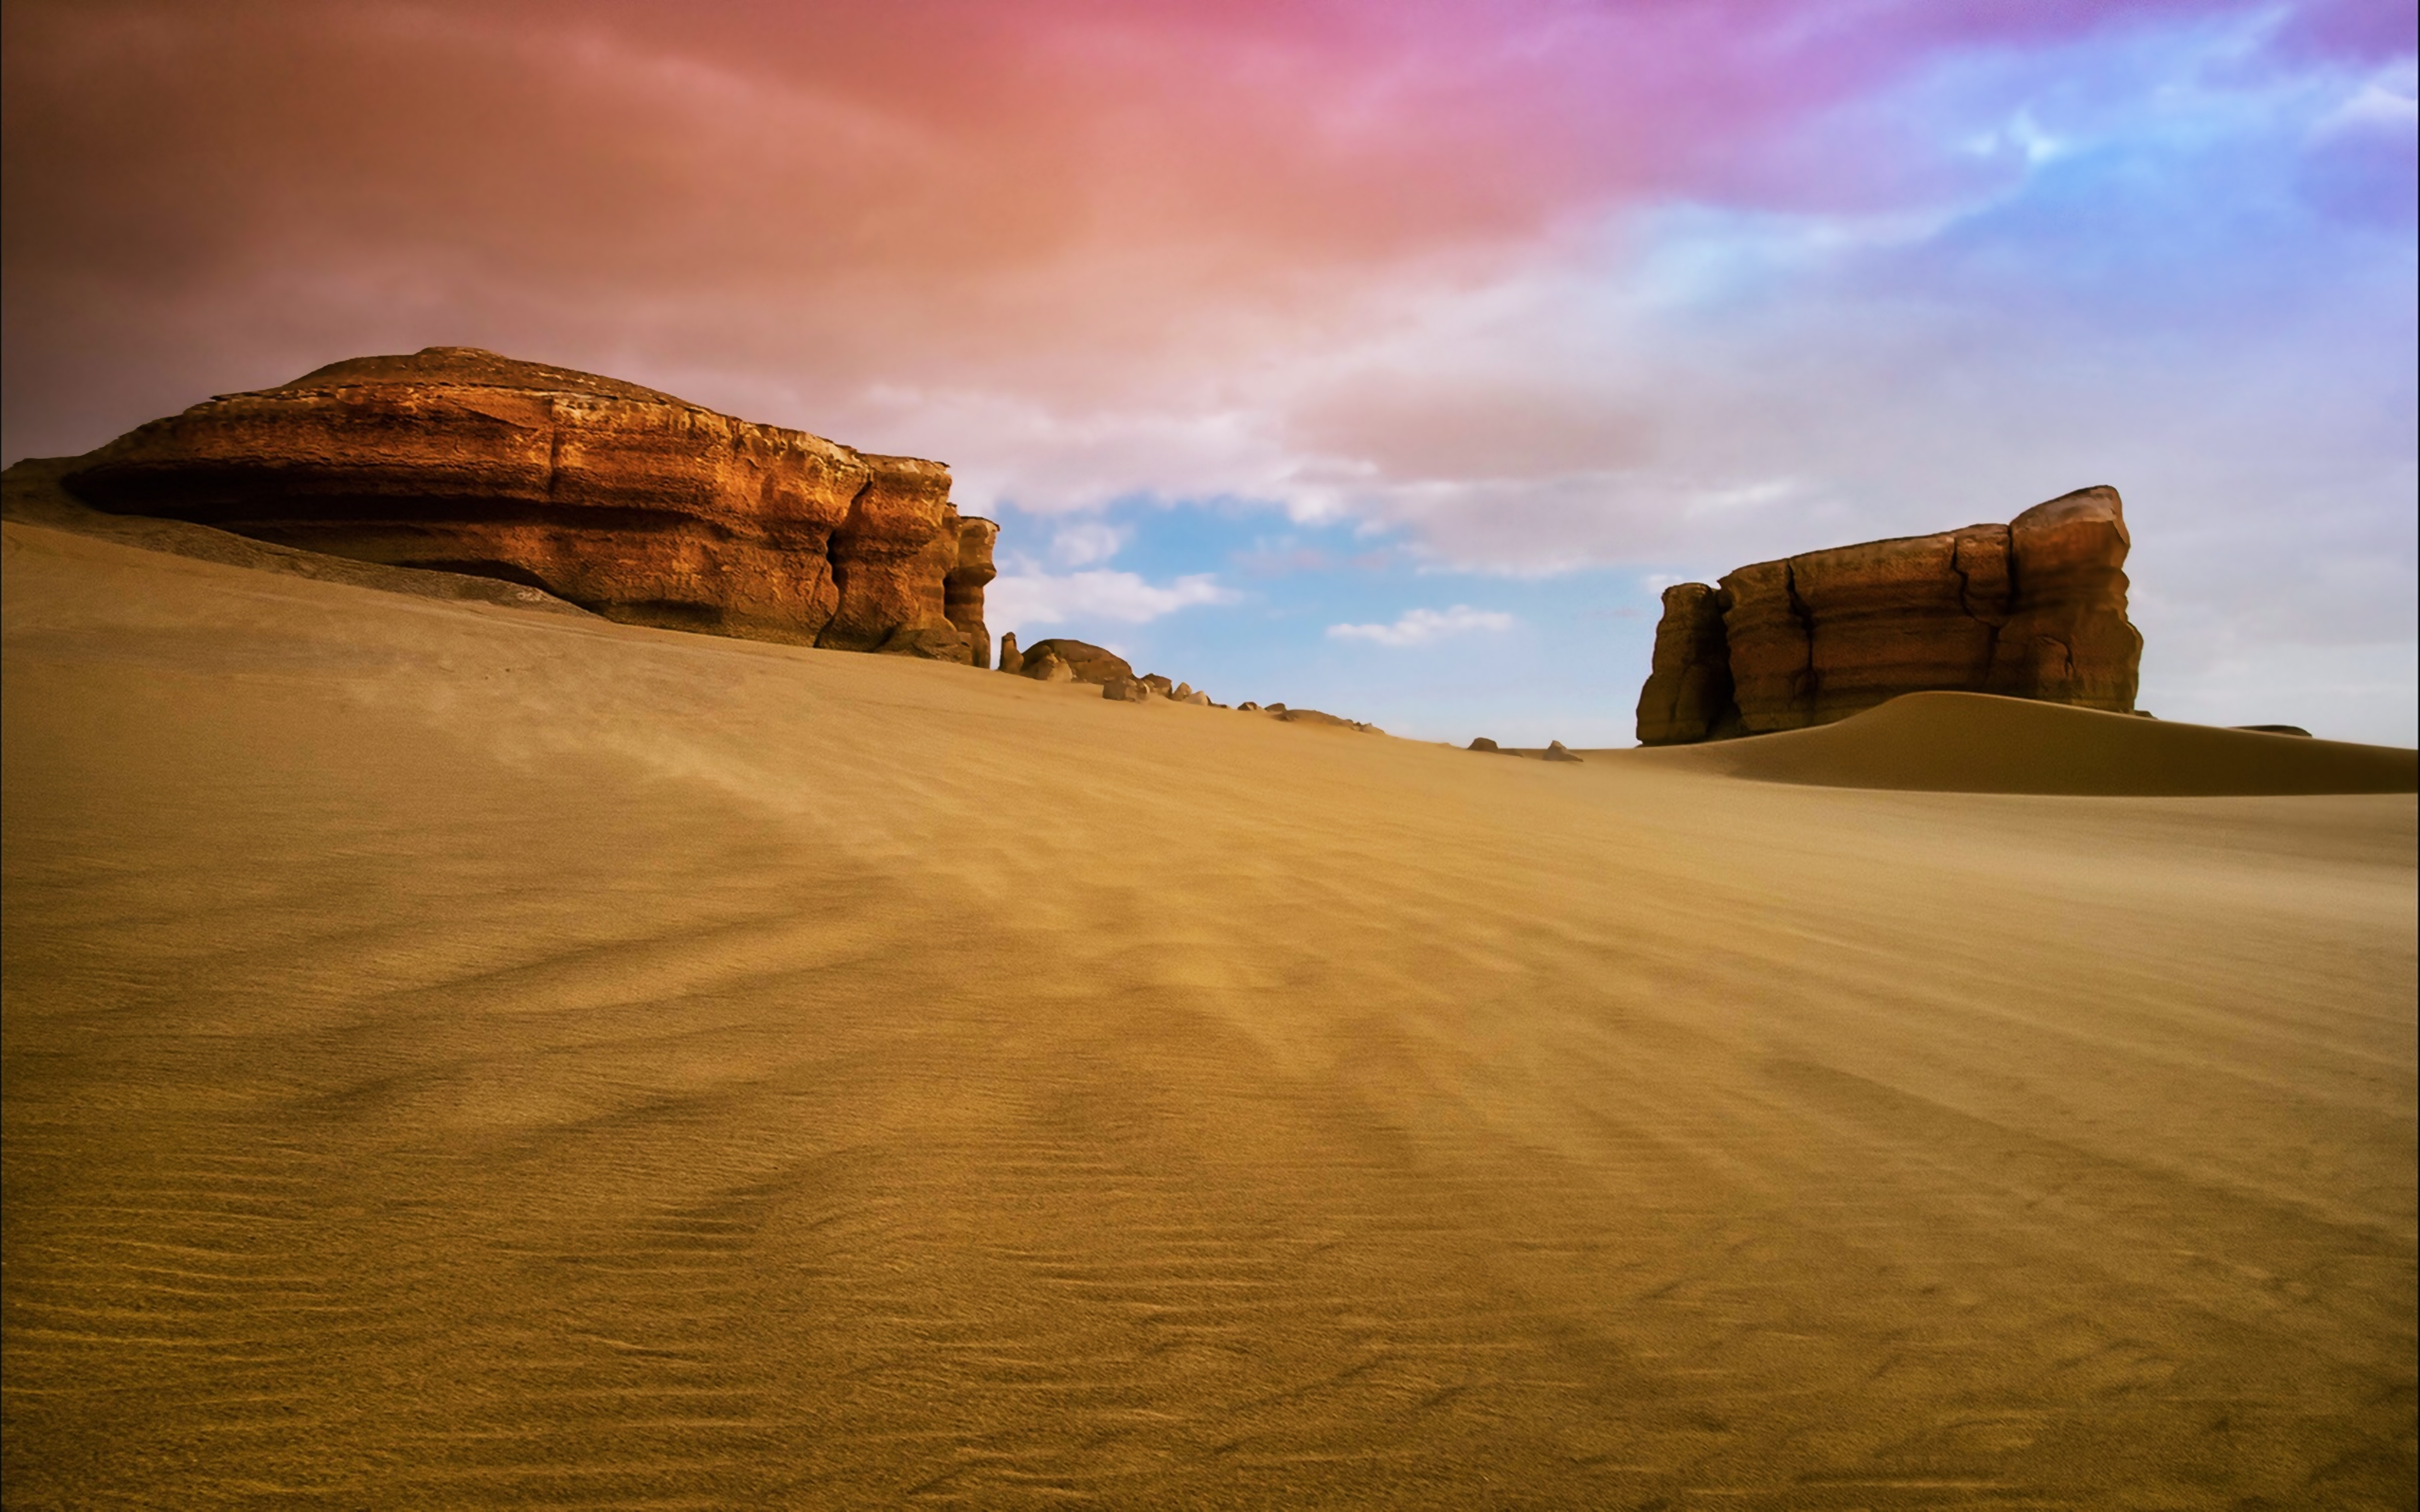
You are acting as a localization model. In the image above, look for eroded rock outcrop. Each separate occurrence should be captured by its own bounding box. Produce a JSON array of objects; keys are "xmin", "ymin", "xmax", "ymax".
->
[
  {"xmin": 1636, "ymin": 486, "xmax": 2141, "ymax": 745},
  {"xmin": 59, "ymin": 346, "xmax": 996, "ymax": 660},
  {"xmin": 1017, "ymin": 639, "xmax": 1134, "ymax": 686}
]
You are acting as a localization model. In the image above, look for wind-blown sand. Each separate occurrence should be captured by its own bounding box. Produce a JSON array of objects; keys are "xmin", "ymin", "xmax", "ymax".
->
[{"xmin": 5, "ymin": 517, "xmax": 2414, "ymax": 1509}]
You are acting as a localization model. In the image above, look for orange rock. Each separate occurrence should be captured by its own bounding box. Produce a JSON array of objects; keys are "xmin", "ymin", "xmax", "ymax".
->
[
  {"xmin": 1638, "ymin": 487, "xmax": 2141, "ymax": 744},
  {"xmin": 60, "ymin": 347, "xmax": 996, "ymax": 661}
]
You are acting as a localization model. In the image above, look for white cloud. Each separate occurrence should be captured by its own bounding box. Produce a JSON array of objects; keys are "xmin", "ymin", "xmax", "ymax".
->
[
  {"xmin": 988, "ymin": 569, "xmax": 1239, "ymax": 630},
  {"xmin": 1327, "ymin": 605, "xmax": 1516, "ymax": 648},
  {"xmin": 1050, "ymin": 519, "xmax": 1129, "ymax": 566}
]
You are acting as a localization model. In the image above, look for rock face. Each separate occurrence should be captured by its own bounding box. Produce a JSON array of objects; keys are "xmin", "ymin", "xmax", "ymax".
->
[
  {"xmin": 1018, "ymin": 639, "xmax": 1134, "ymax": 686},
  {"xmin": 59, "ymin": 346, "xmax": 997, "ymax": 660},
  {"xmin": 1636, "ymin": 487, "xmax": 2141, "ymax": 745}
]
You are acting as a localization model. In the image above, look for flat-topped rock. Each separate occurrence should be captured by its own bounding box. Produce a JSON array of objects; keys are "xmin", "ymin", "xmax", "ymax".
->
[
  {"xmin": 1637, "ymin": 487, "xmax": 2142, "ymax": 744},
  {"xmin": 59, "ymin": 347, "xmax": 996, "ymax": 659}
]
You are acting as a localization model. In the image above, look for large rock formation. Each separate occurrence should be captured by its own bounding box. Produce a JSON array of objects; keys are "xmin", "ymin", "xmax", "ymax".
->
[
  {"xmin": 1636, "ymin": 486, "xmax": 2141, "ymax": 745},
  {"xmin": 58, "ymin": 346, "xmax": 996, "ymax": 660}
]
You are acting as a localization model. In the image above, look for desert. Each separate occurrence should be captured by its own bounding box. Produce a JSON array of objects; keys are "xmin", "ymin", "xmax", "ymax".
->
[
  {"xmin": 7, "ymin": 4, "xmax": 2416, "ymax": 1506},
  {"xmin": 5, "ymin": 467, "xmax": 2413, "ymax": 1506}
]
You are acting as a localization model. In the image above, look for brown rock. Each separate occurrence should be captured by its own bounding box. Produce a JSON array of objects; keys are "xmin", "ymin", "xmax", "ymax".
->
[
  {"xmin": 1467, "ymin": 737, "xmax": 1505, "ymax": 752},
  {"xmin": 947, "ymin": 517, "xmax": 999, "ymax": 668},
  {"xmin": 1637, "ymin": 486, "xmax": 2141, "ymax": 744},
  {"xmin": 1139, "ymin": 673, "xmax": 1175, "ymax": 697},
  {"xmin": 1543, "ymin": 741, "xmax": 1584, "ymax": 763},
  {"xmin": 1025, "ymin": 650, "xmax": 1076, "ymax": 683},
  {"xmin": 1634, "ymin": 583, "xmax": 1737, "ymax": 745},
  {"xmin": 1102, "ymin": 676, "xmax": 1153, "ymax": 702},
  {"xmin": 997, "ymin": 631, "xmax": 1023, "ymax": 675},
  {"xmin": 1020, "ymin": 639, "xmax": 1134, "ymax": 685},
  {"xmin": 58, "ymin": 346, "xmax": 996, "ymax": 661}
]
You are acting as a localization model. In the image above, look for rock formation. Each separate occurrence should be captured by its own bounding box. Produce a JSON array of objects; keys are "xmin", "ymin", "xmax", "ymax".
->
[
  {"xmin": 1018, "ymin": 639, "xmax": 1134, "ymax": 686},
  {"xmin": 997, "ymin": 632, "xmax": 1023, "ymax": 675},
  {"xmin": 59, "ymin": 346, "xmax": 997, "ymax": 661},
  {"xmin": 1543, "ymin": 742, "xmax": 1584, "ymax": 763},
  {"xmin": 1636, "ymin": 486, "xmax": 2142, "ymax": 745}
]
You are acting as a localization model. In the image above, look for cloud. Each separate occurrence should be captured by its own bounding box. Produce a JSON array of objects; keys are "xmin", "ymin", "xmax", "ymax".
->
[
  {"xmin": 1327, "ymin": 605, "xmax": 1516, "ymax": 647},
  {"xmin": 1048, "ymin": 519, "xmax": 1129, "ymax": 566},
  {"xmin": 986, "ymin": 570, "xmax": 1240, "ymax": 631}
]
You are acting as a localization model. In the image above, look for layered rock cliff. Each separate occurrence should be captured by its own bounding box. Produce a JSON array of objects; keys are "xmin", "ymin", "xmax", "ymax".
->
[
  {"xmin": 1636, "ymin": 486, "xmax": 2141, "ymax": 745},
  {"xmin": 60, "ymin": 346, "xmax": 996, "ymax": 660}
]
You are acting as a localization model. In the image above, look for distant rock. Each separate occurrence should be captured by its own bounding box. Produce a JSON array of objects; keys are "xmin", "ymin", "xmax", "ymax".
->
[
  {"xmin": 1637, "ymin": 486, "xmax": 2143, "ymax": 745},
  {"xmin": 59, "ymin": 346, "xmax": 996, "ymax": 661},
  {"xmin": 1468, "ymin": 737, "xmax": 1503, "ymax": 752},
  {"xmin": 1025, "ymin": 650, "xmax": 1076, "ymax": 683},
  {"xmin": 1020, "ymin": 639, "xmax": 1134, "ymax": 685},
  {"xmin": 1102, "ymin": 676, "xmax": 1153, "ymax": 702},
  {"xmin": 1278, "ymin": 709, "xmax": 1383, "ymax": 733},
  {"xmin": 1543, "ymin": 741, "xmax": 1584, "ymax": 763},
  {"xmin": 997, "ymin": 631, "xmax": 1024, "ymax": 675},
  {"xmin": 1238, "ymin": 702, "xmax": 1261, "ymax": 711},
  {"xmin": 2233, "ymin": 724, "xmax": 2313, "ymax": 737},
  {"xmin": 1184, "ymin": 692, "xmax": 1211, "ymax": 706},
  {"xmin": 1139, "ymin": 673, "xmax": 1175, "ymax": 697}
]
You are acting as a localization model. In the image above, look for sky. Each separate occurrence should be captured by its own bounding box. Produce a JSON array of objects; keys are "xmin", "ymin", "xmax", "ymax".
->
[{"xmin": 5, "ymin": 0, "xmax": 2414, "ymax": 746}]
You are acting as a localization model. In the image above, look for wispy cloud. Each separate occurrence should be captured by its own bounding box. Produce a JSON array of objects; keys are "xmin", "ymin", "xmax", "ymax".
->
[
  {"xmin": 1049, "ymin": 519, "xmax": 1129, "ymax": 566},
  {"xmin": 988, "ymin": 569, "xmax": 1239, "ymax": 631},
  {"xmin": 1327, "ymin": 605, "xmax": 1515, "ymax": 647}
]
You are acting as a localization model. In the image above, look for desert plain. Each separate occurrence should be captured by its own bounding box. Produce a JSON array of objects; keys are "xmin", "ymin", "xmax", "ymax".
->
[{"xmin": 3, "ymin": 515, "xmax": 2414, "ymax": 1508}]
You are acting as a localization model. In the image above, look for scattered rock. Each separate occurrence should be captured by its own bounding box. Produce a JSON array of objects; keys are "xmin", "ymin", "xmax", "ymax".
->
[
  {"xmin": 1467, "ymin": 737, "xmax": 1502, "ymax": 752},
  {"xmin": 1238, "ymin": 702, "xmax": 1260, "ymax": 711},
  {"xmin": 1102, "ymin": 676, "xmax": 1153, "ymax": 702},
  {"xmin": 1139, "ymin": 673, "xmax": 1175, "ymax": 697},
  {"xmin": 57, "ymin": 346, "xmax": 996, "ymax": 660},
  {"xmin": 1172, "ymin": 682, "xmax": 1193, "ymax": 700},
  {"xmin": 1265, "ymin": 703, "xmax": 1288, "ymax": 713},
  {"xmin": 997, "ymin": 631, "xmax": 1023, "ymax": 675},
  {"xmin": 1184, "ymin": 692, "xmax": 1211, "ymax": 706},
  {"xmin": 1637, "ymin": 486, "xmax": 2143, "ymax": 744},
  {"xmin": 1020, "ymin": 638, "xmax": 1134, "ymax": 685},
  {"xmin": 1543, "ymin": 741, "xmax": 1584, "ymax": 762}
]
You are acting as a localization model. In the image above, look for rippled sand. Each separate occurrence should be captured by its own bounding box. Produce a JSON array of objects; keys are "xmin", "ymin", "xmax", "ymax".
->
[{"xmin": 5, "ymin": 518, "xmax": 2414, "ymax": 1508}]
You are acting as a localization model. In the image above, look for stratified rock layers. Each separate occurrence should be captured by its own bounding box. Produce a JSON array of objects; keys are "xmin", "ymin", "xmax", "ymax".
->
[
  {"xmin": 60, "ymin": 346, "xmax": 996, "ymax": 659},
  {"xmin": 1636, "ymin": 487, "xmax": 2141, "ymax": 745}
]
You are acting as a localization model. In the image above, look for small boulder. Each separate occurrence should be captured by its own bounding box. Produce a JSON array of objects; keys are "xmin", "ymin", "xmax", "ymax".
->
[
  {"xmin": 998, "ymin": 631, "xmax": 1024, "ymax": 675},
  {"xmin": 1102, "ymin": 675, "xmax": 1153, "ymax": 702},
  {"xmin": 1468, "ymin": 737, "xmax": 1501, "ymax": 752},
  {"xmin": 1238, "ymin": 701, "xmax": 1260, "ymax": 711},
  {"xmin": 1140, "ymin": 673, "xmax": 1175, "ymax": 697},
  {"xmin": 1265, "ymin": 702, "xmax": 1288, "ymax": 713},
  {"xmin": 1543, "ymin": 741, "xmax": 1584, "ymax": 763},
  {"xmin": 1185, "ymin": 691, "xmax": 1211, "ymax": 706},
  {"xmin": 1278, "ymin": 708, "xmax": 1352, "ymax": 727}
]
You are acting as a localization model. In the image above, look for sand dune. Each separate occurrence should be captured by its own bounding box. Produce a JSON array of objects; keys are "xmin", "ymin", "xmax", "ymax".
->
[
  {"xmin": 5, "ymin": 518, "xmax": 2414, "ymax": 1509},
  {"xmin": 1631, "ymin": 689, "xmax": 2418, "ymax": 796}
]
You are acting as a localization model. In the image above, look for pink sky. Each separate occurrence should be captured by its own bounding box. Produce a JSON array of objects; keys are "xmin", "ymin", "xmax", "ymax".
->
[{"xmin": 5, "ymin": 0, "xmax": 2414, "ymax": 739}]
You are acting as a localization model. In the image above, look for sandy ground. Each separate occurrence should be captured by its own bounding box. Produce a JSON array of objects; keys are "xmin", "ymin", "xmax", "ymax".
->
[{"xmin": 4, "ymin": 518, "xmax": 2414, "ymax": 1509}]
